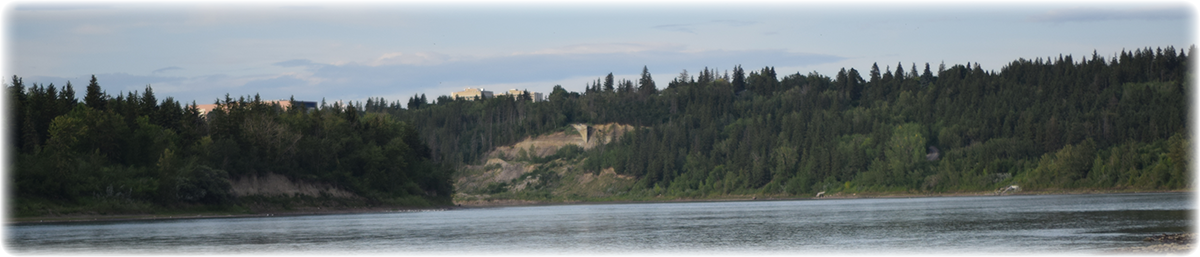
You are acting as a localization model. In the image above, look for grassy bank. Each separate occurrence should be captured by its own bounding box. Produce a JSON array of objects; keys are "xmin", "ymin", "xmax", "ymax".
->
[
  {"xmin": 9, "ymin": 194, "xmax": 453, "ymax": 225},
  {"xmin": 454, "ymin": 188, "xmax": 1192, "ymax": 207}
]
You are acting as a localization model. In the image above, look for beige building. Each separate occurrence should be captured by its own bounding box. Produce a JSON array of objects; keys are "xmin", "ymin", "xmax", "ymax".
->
[
  {"xmin": 495, "ymin": 89, "xmax": 545, "ymax": 102},
  {"xmin": 450, "ymin": 87, "xmax": 494, "ymax": 100}
]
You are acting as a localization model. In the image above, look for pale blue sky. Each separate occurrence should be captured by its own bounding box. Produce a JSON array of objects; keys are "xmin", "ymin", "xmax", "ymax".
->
[{"xmin": 6, "ymin": 1, "xmax": 1195, "ymax": 106}]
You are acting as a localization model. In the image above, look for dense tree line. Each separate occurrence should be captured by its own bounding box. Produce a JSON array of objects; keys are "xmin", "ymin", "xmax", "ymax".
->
[
  {"xmin": 9, "ymin": 45, "xmax": 1190, "ymax": 214},
  {"xmin": 371, "ymin": 46, "xmax": 1190, "ymax": 197},
  {"xmin": 9, "ymin": 78, "xmax": 453, "ymax": 215}
]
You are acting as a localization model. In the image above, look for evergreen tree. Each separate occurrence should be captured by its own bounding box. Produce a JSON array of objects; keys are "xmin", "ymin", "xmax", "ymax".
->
[
  {"xmin": 921, "ymin": 63, "xmax": 933, "ymax": 85},
  {"xmin": 621, "ymin": 79, "xmax": 634, "ymax": 94},
  {"xmin": 141, "ymin": 85, "xmax": 158, "ymax": 116},
  {"xmin": 638, "ymin": 66, "xmax": 657, "ymax": 95},
  {"xmin": 847, "ymin": 68, "xmax": 864, "ymax": 102},
  {"xmin": 9, "ymin": 76, "xmax": 26, "ymax": 151},
  {"xmin": 733, "ymin": 65, "xmax": 746, "ymax": 93},
  {"xmin": 869, "ymin": 63, "xmax": 881, "ymax": 83},
  {"xmin": 408, "ymin": 94, "xmax": 421, "ymax": 109},
  {"xmin": 60, "ymin": 81, "xmax": 77, "ymax": 108},
  {"xmin": 84, "ymin": 75, "xmax": 106, "ymax": 111},
  {"xmin": 604, "ymin": 73, "xmax": 615, "ymax": 92}
]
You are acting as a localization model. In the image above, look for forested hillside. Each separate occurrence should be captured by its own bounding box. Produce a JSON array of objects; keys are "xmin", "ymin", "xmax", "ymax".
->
[
  {"xmin": 376, "ymin": 46, "xmax": 1191, "ymax": 198},
  {"xmin": 9, "ymin": 78, "xmax": 453, "ymax": 216},
  {"xmin": 8, "ymin": 46, "xmax": 1191, "ymax": 215}
]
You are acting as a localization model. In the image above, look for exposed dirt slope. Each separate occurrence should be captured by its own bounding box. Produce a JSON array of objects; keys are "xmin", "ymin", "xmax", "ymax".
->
[
  {"xmin": 455, "ymin": 123, "xmax": 636, "ymax": 206},
  {"xmin": 488, "ymin": 123, "xmax": 634, "ymax": 159}
]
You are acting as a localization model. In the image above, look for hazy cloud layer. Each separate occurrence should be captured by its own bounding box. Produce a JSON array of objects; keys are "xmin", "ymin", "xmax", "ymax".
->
[
  {"xmin": 653, "ymin": 20, "xmax": 760, "ymax": 34},
  {"xmin": 10, "ymin": 2, "xmax": 1191, "ymax": 106},
  {"xmin": 1029, "ymin": 7, "xmax": 1190, "ymax": 23},
  {"xmin": 710, "ymin": 20, "xmax": 756, "ymax": 27},
  {"xmin": 151, "ymin": 66, "xmax": 183, "ymax": 74},
  {"xmin": 307, "ymin": 49, "xmax": 841, "ymax": 87},
  {"xmin": 273, "ymin": 59, "xmax": 321, "ymax": 68},
  {"xmin": 653, "ymin": 24, "xmax": 696, "ymax": 33},
  {"xmin": 28, "ymin": 48, "xmax": 843, "ymax": 105},
  {"xmin": 262, "ymin": 48, "xmax": 843, "ymax": 101}
]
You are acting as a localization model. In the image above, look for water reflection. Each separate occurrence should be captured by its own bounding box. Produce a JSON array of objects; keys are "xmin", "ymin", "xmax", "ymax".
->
[{"xmin": 8, "ymin": 192, "xmax": 1192, "ymax": 254}]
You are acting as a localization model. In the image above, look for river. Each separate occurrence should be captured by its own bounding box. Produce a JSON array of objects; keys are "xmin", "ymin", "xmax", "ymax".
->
[{"xmin": 6, "ymin": 192, "xmax": 1192, "ymax": 254}]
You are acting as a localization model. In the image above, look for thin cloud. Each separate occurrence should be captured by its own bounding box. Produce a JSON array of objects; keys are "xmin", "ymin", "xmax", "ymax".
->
[
  {"xmin": 1028, "ymin": 7, "xmax": 1190, "ymax": 23},
  {"xmin": 71, "ymin": 24, "xmax": 114, "ymax": 35},
  {"xmin": 521, "ymin": 43, "xmax": 684, "ymax": 55},
  {"xmin": 371, "ymin": 52, "xmax": 451, "ymax": 66},
  {"xmin": 241, "ymin": 74, "xmax": 313, "ymax": 92},
  {"xmin": 711, "ymin": 19, "xmax": 756, "ymax": 27},
  {"xmin": 654, "ymin": 20, "xmax": 757, "ymax": 34},
  {"xmin": 152, "ymin": 66, "xmax": 183, "ymax": 74},
  {"xmin": 307, "ymin": 48, "xmax": 844, "ymax": 91},
  {"xmin": 652, "ymin": 24, "xmax": 696, "ymax": 33},
  {"xmin": 273, "ymin": 59, "xmax": 321, "ymax": 68}
]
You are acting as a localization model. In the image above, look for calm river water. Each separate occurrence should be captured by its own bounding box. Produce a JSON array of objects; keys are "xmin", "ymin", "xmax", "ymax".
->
[{"xmin": 6, "ymin": 192, "xmax": 1193, "ymax": 254}]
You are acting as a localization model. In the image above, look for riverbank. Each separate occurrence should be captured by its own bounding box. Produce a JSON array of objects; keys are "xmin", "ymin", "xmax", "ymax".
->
[
  {"xmin": 455, "ymin": 188, "xmax": 1192, "ymax": 207},
  {"xmin": 10, "ymin": 189, "xmax": 1189, "ymax": 224},
  {"xmin": 7, "ymin": 205, "xmax": 458, "ymax": 225}
]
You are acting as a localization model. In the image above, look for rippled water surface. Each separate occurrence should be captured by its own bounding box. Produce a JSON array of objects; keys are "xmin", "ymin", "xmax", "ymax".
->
[{"xmin": 7, "ymin": 193, "xmax": 1192, "ymax": 254}]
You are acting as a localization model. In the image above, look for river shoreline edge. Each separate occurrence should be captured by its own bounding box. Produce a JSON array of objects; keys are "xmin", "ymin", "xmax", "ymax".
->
[{"xmin": 7, "ymin": 189, "xmax": 1192, "ymax": 225}]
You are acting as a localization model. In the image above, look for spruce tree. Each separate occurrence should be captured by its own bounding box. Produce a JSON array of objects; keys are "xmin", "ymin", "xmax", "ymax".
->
[
  {"xmin": 921, "ymin": 63, "xmax": 934, "ymax": 85},
  {"xmin": 10, "ymin": 76, "xmax": 26, "ymax": 151},
  {"xmin": 61, "ymin": 81, "xmax": 77, "ymax": 107},
  {"xmin": 408, "ymin": 94, "xmax": 420, "ymax": 109},
  {"xmin": 869, "ymin": 63, "xmax": 881, "ymax": 83},
  {"xmin": 84, "ymin": 75, "xmax": 106, "ymax": 110},
  {"xmin": 733, "ymin": 65, "xmax": 746, "ymax": 93},
  {"xmin": 141, "ymin": 85, "xmax": 157, "ymax": 115},
  {"xmin": 638, "ymin": 66, "xmax": 656, "ymax": 95},
  {"xmin": 848, "ymin": 68, "xmax": 863, "ymax": 102},
  {"xmin": 604, "ymin": 73, "xmax": 614, "ymax": 92}
]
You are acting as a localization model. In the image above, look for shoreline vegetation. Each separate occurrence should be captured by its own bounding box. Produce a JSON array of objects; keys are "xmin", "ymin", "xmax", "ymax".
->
[{"xmin": 10, "ymin": 189, "xmax": 1188, "ymax": 225}]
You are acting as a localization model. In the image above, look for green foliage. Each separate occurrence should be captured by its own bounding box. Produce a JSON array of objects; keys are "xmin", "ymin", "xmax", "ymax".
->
[
  {"xmin": 11, "ymin": 80, "xmax": 455, "ymax": 216},
  {"xmin": 1077, "ymin": 133, "xmax": 1189, "ymax": 190},
  {"xmin": 1022, "ymin": 139, "xmax": 1097, "ymax": 189},
  {"xmin": 481, "ymin": 182, "xmax": 509, "ymax": 194},
  {"xmin": 399, "ymin": 46, "xmax": 1188, "ymax": 200},
  {"xmin": 513, "ymin": 144, "xmax": 586, "ymax": 165},
  {"xmin": 516, "ymin": 166, "xmax": 561, "ymax": 192}
]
